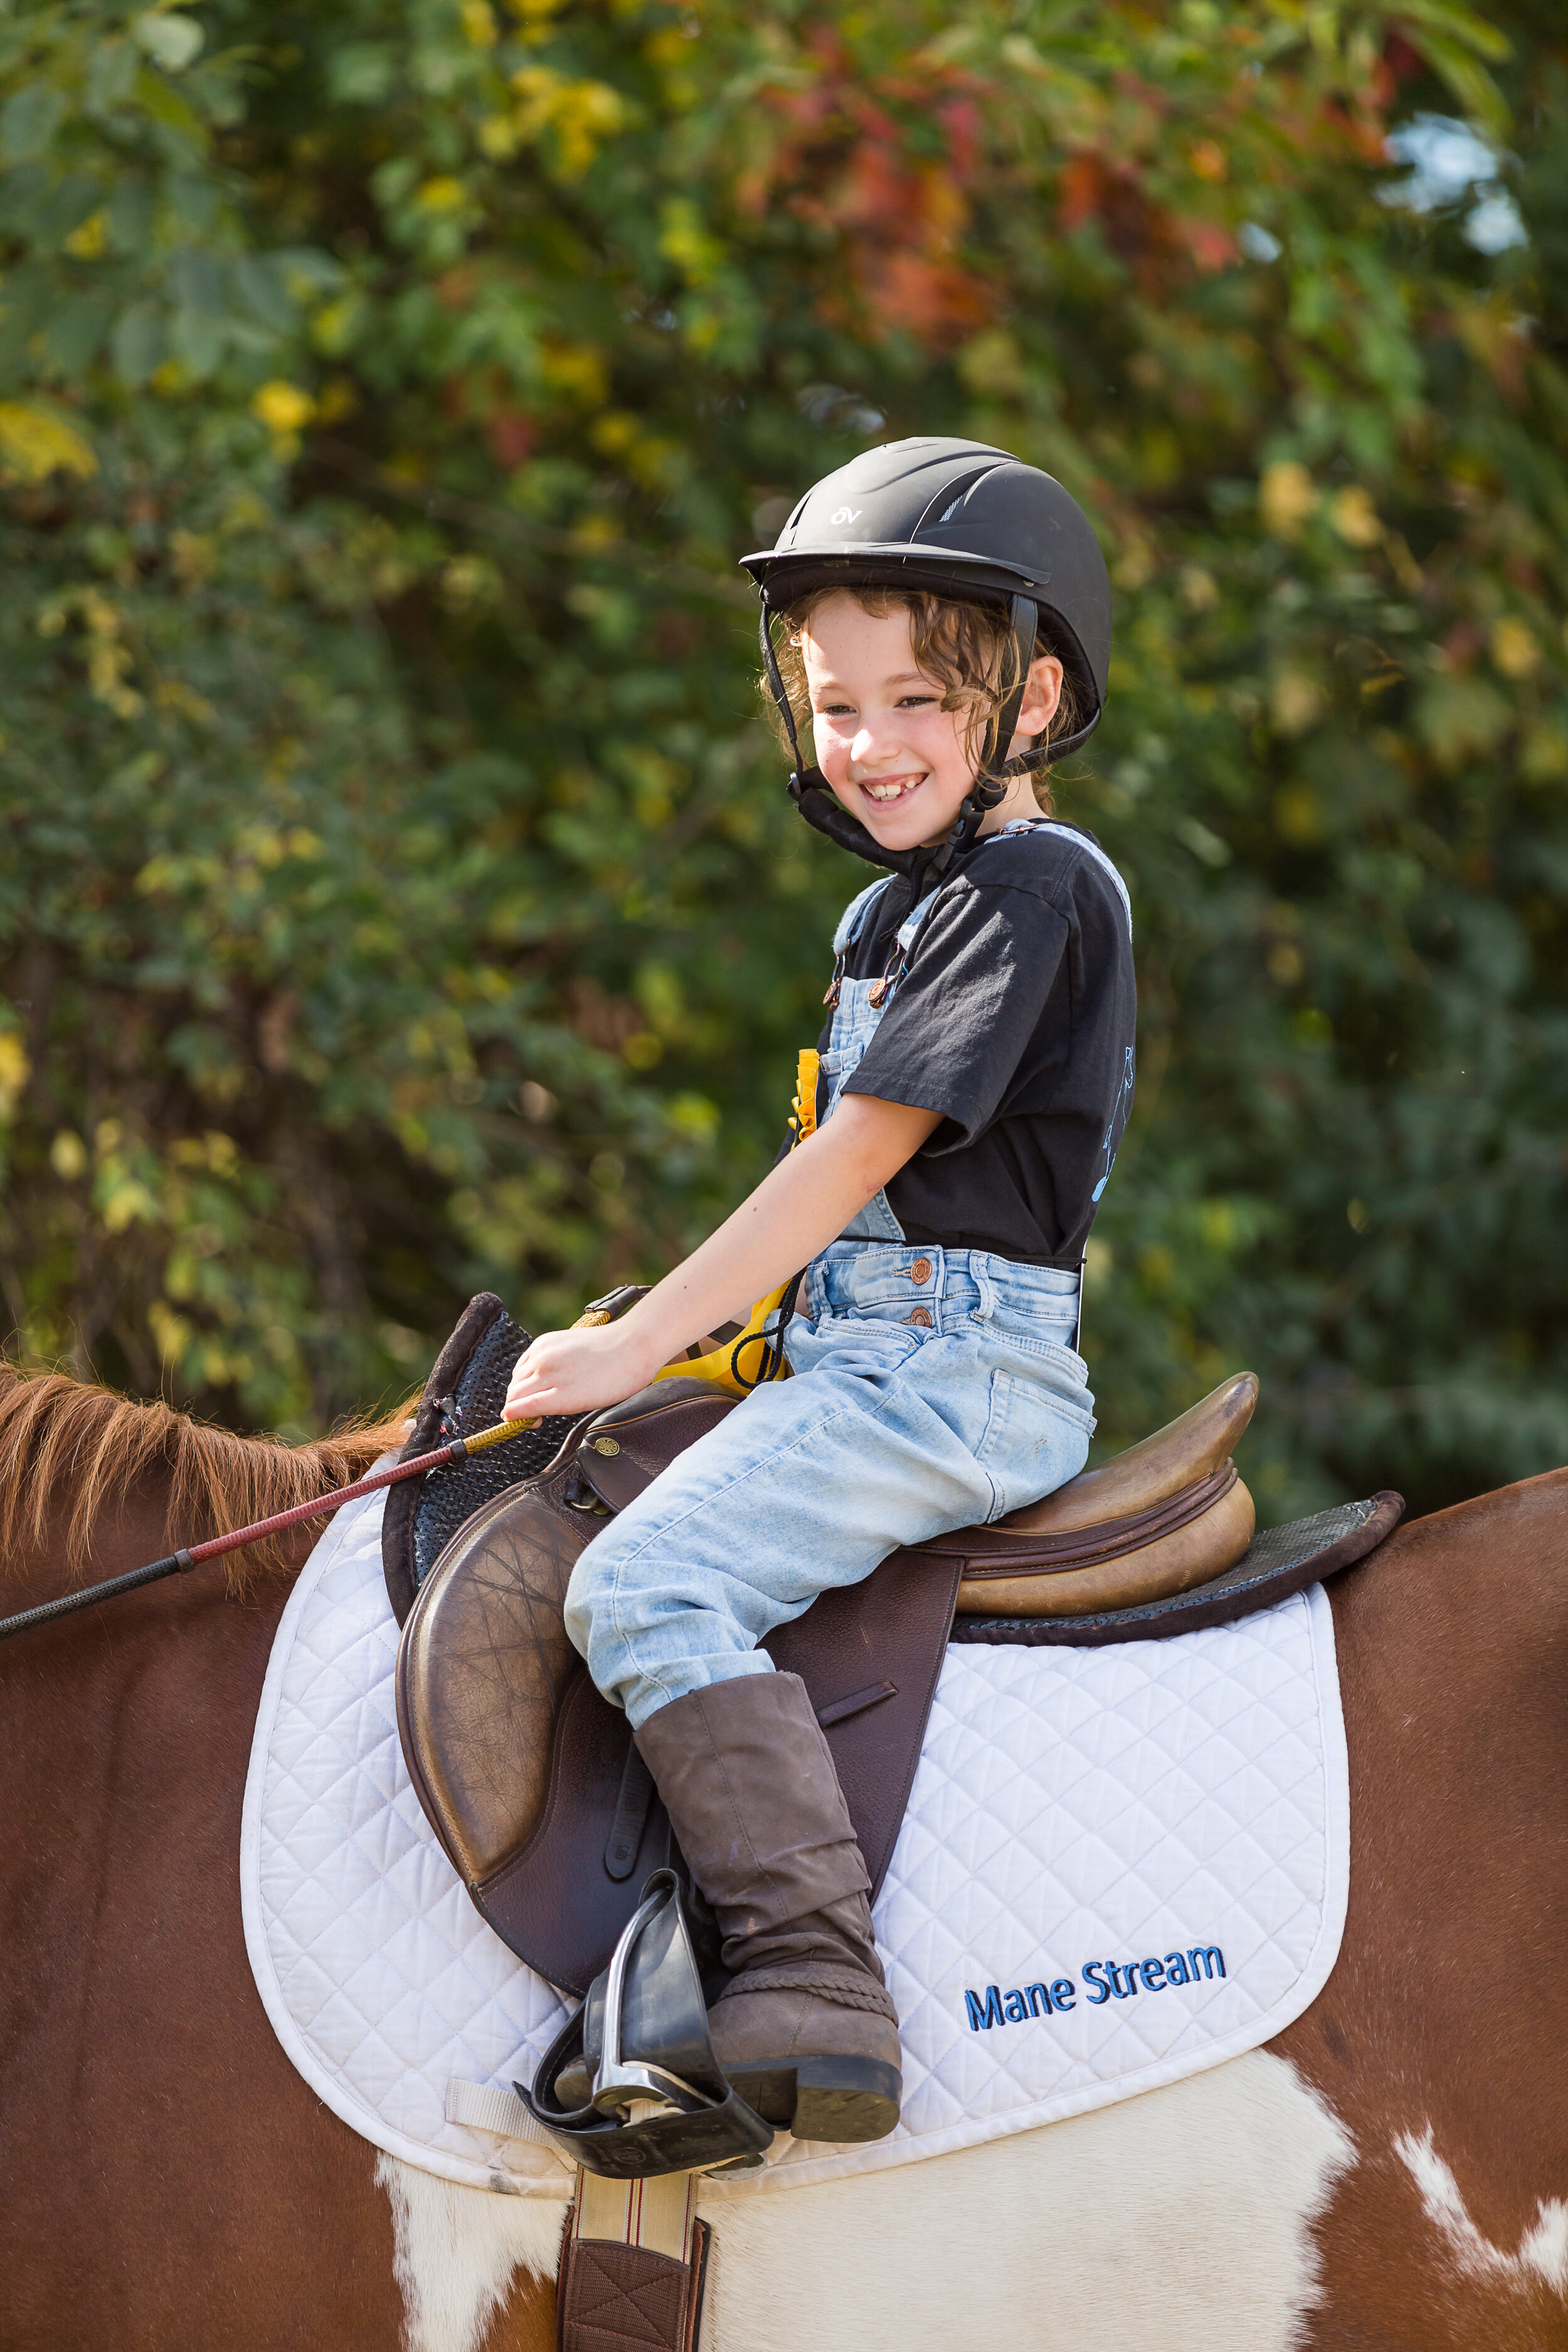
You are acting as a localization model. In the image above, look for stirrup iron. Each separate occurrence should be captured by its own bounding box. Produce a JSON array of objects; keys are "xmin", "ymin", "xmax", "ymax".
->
[{"xmin": 518, "ymin": 1869, "xmax": 773, "ymax": 2180}]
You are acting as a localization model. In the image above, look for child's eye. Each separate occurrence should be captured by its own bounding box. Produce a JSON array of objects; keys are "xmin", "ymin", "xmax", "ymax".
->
[
  {"xmin": 897, "ymin": 693, "xmax": 938, "ymax": 709},
  {"xmin": 817, "ymin": 701, "xmax": 855, "ymax": 718}
]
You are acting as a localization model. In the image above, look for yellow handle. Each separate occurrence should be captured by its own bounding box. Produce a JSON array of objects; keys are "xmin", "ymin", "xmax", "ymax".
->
[
  {"xmin": 790, "ymin": 1048, "xmax": 820, "ymax": 1145},
  {"xmin": 654, "ymin": 1279, "xmax": 795, "ymax": 1397}
]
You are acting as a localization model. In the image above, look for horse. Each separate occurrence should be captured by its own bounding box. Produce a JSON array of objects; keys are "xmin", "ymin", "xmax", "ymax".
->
[{"xmin": 1, "ymin": 1357, "xmax": 1564, "ymax": 2352}]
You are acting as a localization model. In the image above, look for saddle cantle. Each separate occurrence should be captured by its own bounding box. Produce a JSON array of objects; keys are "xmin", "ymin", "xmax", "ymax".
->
[{"xmin": 394, "ymin": 1339, "xmax": 1402, "ymax": 1994}]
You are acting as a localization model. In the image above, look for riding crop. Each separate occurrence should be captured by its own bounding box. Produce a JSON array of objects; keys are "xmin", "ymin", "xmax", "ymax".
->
[{"xmin": 0, "ymin": 1411, "xmax": 543, "ymax": 1646}]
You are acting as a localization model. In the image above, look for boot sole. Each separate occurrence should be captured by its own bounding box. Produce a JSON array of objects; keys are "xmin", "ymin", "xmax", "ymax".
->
[{"xmin": 724, "ymin": 2055, "xmax": 901, "ymax": 2143}]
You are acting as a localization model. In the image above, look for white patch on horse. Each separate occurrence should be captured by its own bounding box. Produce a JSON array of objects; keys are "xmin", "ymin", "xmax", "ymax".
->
[
  {"xmin": 1396, "ymin": 2126, "xmax": 1568, "ymax": 2296},
  {"xmin": 699, "ymin": 2050, "xmax": 1354, "ymax": 2352},
  {"xmin": 376, "ymin": 2153, "xmax": 566, "ymax": 2352}
]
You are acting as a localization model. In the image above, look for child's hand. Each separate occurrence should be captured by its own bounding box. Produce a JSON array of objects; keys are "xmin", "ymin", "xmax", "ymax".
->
[{"xmin": 503, "ymin": 1322, "xmax": 665, "ymax": 1424}]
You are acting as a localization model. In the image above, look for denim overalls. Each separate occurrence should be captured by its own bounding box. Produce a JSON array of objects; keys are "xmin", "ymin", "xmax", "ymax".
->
[{"xmin": 565, "ymin": 827, "xmax": 1101, "ymax": 1730}]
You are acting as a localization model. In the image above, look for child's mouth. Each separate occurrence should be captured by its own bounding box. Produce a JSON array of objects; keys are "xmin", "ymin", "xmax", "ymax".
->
[{"xmin": 857, "ymin": 771, "xmax": 926, "ymax": 810}]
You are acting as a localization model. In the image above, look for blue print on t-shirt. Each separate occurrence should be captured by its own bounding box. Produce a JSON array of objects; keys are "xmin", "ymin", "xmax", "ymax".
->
[{"xmin": 1091, "ymin": 1044, "xmax": 1136, "ymax": 1201}]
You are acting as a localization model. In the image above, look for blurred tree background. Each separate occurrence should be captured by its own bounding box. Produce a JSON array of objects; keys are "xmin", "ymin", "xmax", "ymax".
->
[{"xmin": 0, "ymin": 0, "xmax": 1563, "ymax": 1522}]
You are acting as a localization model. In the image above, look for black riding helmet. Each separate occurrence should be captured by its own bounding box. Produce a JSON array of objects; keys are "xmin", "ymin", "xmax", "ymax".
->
[{"xmin": 741, "ymin": 437, "xmax": 1111, "ymax": 875}]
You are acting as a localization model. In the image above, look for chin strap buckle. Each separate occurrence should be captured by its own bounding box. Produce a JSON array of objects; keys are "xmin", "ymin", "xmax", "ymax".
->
[{"xmin": 519, "ymin": 1870, "xmax": 773, "ymax": 2181}]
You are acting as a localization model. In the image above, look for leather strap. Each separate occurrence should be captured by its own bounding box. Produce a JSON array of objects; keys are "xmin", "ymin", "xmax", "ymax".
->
[{"xmin": 558, "ymin": 2171, "xmax": 710, "ymax": 2352}]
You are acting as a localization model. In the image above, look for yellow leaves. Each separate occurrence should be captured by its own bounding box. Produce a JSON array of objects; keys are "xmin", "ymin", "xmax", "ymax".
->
[
  {"xmin": 169, "ymin": 528, "xmax": 215, "ymax": 583},
  {"xmin": 236, "ymin": 823, "xmax": 322, "ymax": 866},
  {"xmin": 1490, "ymin": 616, "xmax": 1539, "ymax": 679},
  {"xmin": 1522, "ymin": 723, "xmax": 1568, "ymax": 783},
  {"xmin": 958, "ymin": 329, "xmax": 1025, "ymax": 398},
  {"xmin": 659, "ymin": 196, "xmax": 725, "ymax": 287},
  {"xmin": 666, "ymin": 1093, "xmax": 718, "ymax": 1145},
  {"xmin": 1138, "ymin": 1244, "xmax": 1175, "ymax": 1294},
  {"xmin": 591, "ymin": 412, "xmax": 681, "ymax": 489},
  {"xmin": 93, "ymin": 1119, "xmax": 160, "ymax": 1232},
  {"xmin": 169, "ymin": 1130, "xmax": 238, "ymax": 1175},
  {"xmin": 1188, "ymin": 140, "xmax": 1226, "ymax": 182},
  {"xmin": 0, "ymin": 402, "xmax": 96, "ymax": 484},
  {"xmin": 0, "ymin": 1030, "xmax": 31, "ymax": 1121},
  {"xmin": 1179, "ymin": 566, "xmax": 1218, "ymax": 612},
  {"xmin": 1329, "ymin": 485, "xmax": 1381, "ymax": 547},
  {"xmin": 511, "ymin": 66, "xmax": 626, "ymax": 178},
  {"xmin": 1274, "ymin": 784, "xmax": 1325, "ymax": 841},
  {"xmin": 51, "ymin": 1129, "xmax": 87, "ymax": 1179},
  {"xmin": 1270, "ymin": 670, "xmax": 1325, "ymax": 736},
  {"xmin": 37, "ymin": 586, "xmax": 142, "ymax": 717},
  {"xmin": 460, "ymin": 0, "xmax": 498, "ymax": 44},
  {"xmin": 438, "ymin": 553, "xmax": 501, "ymax": 608},
  {"xmin": 252, "ymin": 379, "xmax": 315, "ymax": 458},
  {"xmin": 415, "ymin": 176, "xmax": 469, "ymax": 213},
  {"xmin": 590, "ymin": 411, "xmax": 638, "ymax": 455},
  {"xmin": 156, "ymin": 678, "xmax": 216, "ymax": 726},
  {"xmin": 538, "ymin": 338, "xmax": 608, "ymax": 406},
  {"xmin": 149, "ymin": 1298, "xmax": 192, "ymax": 1366},
  {"xmin": 1259, "ymin": 460, "xmax": 1316, "ymax": 538},
  {"xmin": 63, "ymin": 209, "xmax": 107, "ymax": 258},
  {"xmin": 643, "ymin": 24, "xmax": 696, "ymax": 67},
  {"xmin": 477, "ymin": 114, "xmax": 521, "ymax": 159}
]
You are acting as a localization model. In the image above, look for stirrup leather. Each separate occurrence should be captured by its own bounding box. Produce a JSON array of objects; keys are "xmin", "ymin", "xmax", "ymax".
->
[{"xmin": 519, "ymin": 1870, "xmax": 773, "ymax": 2180}]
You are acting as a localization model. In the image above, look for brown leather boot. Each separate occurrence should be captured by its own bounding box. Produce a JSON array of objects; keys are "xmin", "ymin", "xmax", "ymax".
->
[{"xmin": 634, "ymin": 1669, "xmax": 901, "ymax": 2144}]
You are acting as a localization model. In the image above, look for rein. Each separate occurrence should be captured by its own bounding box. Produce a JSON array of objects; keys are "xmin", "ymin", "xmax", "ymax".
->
[{"xmin": 0, "ymin": 1412, "xmax": 541, "ymax": 1648}]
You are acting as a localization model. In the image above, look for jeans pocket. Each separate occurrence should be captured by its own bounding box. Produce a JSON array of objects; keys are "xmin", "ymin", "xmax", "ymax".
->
[{"xmin": 975, "ymin": 1368, "xmax": 1094, "ymax": 1519}]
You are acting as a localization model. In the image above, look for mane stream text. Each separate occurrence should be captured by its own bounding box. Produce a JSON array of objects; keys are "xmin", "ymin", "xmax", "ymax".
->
[{"xmin": 965, "ymin": 1946, "xmax": 1227, "ymax": 2032}]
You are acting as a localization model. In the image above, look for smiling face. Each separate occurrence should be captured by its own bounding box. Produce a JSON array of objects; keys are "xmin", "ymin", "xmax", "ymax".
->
[{"xmin": 798, "ymin": 592, "xmax": 1063, "ymax": 852}]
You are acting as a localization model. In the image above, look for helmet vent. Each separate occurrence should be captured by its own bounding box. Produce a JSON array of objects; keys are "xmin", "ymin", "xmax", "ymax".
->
[{"xmin": 911, "ymin": 464, "xmax": 994, "ymax": 540}]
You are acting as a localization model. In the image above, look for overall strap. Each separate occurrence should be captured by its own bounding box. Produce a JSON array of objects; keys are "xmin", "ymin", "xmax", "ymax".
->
[
  {"xmin": 832, "ymin": 877, "xmax": 894, "ymax": 956},
  {"xmin": 980, "ymin": 817, "xmax": 1133, "ymax": 941}
]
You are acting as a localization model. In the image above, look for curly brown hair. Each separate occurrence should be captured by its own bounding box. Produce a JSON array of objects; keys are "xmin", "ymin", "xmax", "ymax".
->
[{"xmin": 762, "ymin": 586, "xmax": 1080, "ymax": 814}]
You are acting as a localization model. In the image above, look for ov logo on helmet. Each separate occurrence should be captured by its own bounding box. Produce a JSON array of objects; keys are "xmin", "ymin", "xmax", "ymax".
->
[{"xmin": 830, "ymin": 506, "xmax": 862, "ymax": 526}]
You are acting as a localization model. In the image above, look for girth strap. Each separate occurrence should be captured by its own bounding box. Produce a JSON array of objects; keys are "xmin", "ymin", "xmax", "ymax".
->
[{"xmin": 557, "ymin": 2170, "xmax": 711, "ymax": 2352}]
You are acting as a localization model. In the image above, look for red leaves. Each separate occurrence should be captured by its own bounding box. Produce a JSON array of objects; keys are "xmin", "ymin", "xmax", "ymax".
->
[
  {"xmin": 750, "ymin": 61, "xmax": 992, "ymax": 347},
  {"xmin": 1059, "ymin": 152, "xmax": 1200, "ymax": 287}
]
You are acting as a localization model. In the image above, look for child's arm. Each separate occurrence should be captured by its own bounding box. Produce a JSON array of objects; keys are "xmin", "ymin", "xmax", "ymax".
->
[{"xmin": 502, "ymin": 1093, "xmax": 941, "ymax": 1422}]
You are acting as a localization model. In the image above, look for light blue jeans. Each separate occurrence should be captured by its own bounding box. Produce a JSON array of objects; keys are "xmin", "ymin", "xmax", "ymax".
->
[{"xmin": 564, "ymin": 1241, "xmax": 1094, "ymax": 1729}]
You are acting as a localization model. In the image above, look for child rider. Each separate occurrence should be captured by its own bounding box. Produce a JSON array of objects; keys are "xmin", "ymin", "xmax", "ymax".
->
[{"xmin": 504, "ymin": 438, "xmax": 1135, "ymax": 2147}]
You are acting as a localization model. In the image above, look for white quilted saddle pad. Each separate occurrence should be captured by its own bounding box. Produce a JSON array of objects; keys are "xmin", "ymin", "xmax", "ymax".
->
[{"xmin": 241, "ymin": 1487, "xmax": 1348, "ymax": 2199}]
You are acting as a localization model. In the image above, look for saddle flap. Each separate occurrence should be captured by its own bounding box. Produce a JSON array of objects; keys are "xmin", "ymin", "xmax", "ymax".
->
[
  {"xmin": 397, "ymin": 1478, "xmax": 962, "ymax": 1994},
  {"xmin": 577, "ymin": 1381, "xmax": 739, "ymax": 1514},
  {"xmin": 395, "ymin": 1464, "xmax": 593, "ymax": 1886}
]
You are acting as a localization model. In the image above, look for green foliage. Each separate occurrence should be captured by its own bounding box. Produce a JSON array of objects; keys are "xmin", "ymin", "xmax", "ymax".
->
[{"xmin": 0, "ymin": 0, "xmax": 1563, "ymax": 1515}]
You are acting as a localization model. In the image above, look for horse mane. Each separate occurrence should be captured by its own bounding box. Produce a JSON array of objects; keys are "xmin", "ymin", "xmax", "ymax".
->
[{"xmin": 0, "ymin": 1362, "xmax": 420, "ymax": 1589}]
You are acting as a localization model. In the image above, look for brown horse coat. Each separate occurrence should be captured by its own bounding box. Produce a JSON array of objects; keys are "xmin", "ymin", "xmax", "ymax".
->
[{"xmin": 0, "ymin": 1365, "xmax": 1564, "ymax": 2348}]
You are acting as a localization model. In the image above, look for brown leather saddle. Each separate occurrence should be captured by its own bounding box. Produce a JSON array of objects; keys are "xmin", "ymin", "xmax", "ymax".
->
[{"xmin": 387, "ymin": 1302, "xmax": 1402, "ymax": 1994}]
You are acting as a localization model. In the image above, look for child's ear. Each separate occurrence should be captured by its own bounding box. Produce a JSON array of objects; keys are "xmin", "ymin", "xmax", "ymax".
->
[{"xmin": 1017, "ymin": 654, "xmax": 1064, "ymax": 737}]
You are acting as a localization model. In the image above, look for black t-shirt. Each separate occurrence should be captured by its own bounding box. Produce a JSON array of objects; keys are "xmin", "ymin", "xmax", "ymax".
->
[{"xmin": 825, "ymin": 822, "xmax": 1136, "ymax": 1269}]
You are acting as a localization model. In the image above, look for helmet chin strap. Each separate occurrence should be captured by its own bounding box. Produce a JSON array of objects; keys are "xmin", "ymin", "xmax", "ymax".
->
[
  {"xmin": 758, "ymin": 605, "xmax": 924, "ymax": 876},
  {"xmin": 758, "ymin": 595, "xmax": 1042, "ymax": 879}
]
